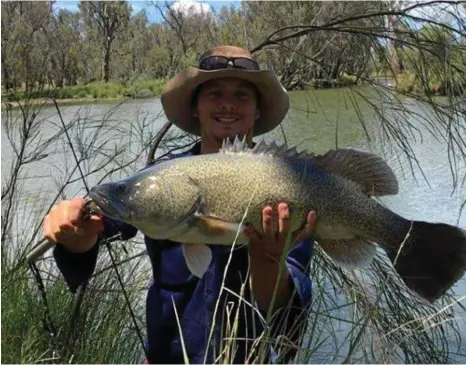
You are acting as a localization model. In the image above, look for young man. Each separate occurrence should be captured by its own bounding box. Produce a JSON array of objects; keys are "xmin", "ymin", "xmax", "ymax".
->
[{"xmin": 43, "ymin": 45, "xmax": 316, "ymax": 364}]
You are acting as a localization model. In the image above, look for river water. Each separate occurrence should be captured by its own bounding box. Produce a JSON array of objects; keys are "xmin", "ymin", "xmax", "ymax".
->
[{"xmin": 2, "ymin": 87, "xmax": 465, "ymax": 362}]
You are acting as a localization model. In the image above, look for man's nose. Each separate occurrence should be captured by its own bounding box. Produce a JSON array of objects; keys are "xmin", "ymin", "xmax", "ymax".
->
[{"xmin": 218, "ymin": 95, "xmax": 236, "ymax": 110}]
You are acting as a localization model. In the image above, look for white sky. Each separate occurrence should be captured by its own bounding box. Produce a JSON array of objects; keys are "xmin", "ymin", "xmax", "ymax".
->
[{"xmin": 171, "ymin": 0, "xmax": 212, "ymax": 16}]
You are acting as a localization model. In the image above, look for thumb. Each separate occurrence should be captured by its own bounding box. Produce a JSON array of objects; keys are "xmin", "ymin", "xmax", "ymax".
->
[{"xmin": 84, "ymin": 215, "xmax": 105, "ymax": 235}]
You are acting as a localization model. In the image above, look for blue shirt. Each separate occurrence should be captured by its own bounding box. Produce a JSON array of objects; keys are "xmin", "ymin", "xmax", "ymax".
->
[{"xmin": 53, "ymin": 142, "xmax": 314, "ymax": 364}]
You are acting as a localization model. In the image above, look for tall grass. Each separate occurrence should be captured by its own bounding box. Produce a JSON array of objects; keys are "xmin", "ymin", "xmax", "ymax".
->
[
  {"xmin": 2, "ymin": 251, "xmax": 148, "ymax": 363},
  {"xmin": 1, "ymin": 98, "xmax": 193, "ymax": 363},
  {"xmin": 1, "ymin": 90, "xmax": 465, "ymax": 364},
  {"xmin": 192, "ymin": 234, "xmax": 464, "ymax": 364}
]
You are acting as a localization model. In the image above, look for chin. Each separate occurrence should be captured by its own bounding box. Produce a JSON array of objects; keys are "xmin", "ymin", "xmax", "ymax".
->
[
  {"xmin": 218, "ymin": 129, "xmax": 248, "ymax": 140},
  {"xmin": 219, "ymin": 134, "xmax": 243, "ymax": 145}
]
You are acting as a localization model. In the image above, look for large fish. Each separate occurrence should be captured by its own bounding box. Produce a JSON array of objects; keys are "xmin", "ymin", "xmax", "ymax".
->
[{"xmin": 89, "ymin": 136, "xmax": 466, "ymax": 302}]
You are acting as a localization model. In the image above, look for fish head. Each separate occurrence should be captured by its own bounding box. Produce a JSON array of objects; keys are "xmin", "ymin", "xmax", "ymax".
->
[
  {"xmin": 89, "ymin": 173, "xmax": 169, "ymax": 226},
  {"xmin": 89, "ymin": 168, "xmax": 201, "ymax": 237}
]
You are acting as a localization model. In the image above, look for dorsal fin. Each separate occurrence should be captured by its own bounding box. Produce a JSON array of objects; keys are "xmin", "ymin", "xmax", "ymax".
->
[
  {"xmin": 218, "ymin": 135, "xmax": 308, "ymax": 159},
  {"xmin": 220, "ymin": 135, "xmax": 249, "ymax": 153},
  {"xmin": 309, "ymin": 148, "xmax": 399, "ymax": 196},
  {"xmin": 218, "ymin": 136, "xmax": 398, "ymax": 197}
]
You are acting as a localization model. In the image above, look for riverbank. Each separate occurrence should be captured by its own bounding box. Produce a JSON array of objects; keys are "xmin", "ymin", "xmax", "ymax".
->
[
  {"xmin": 1, "ymin": 78, "xmax": 167, "ymax": 109},
  {"xmin": 2, "ymin": 71, "xmax": 463, "ymax": 111},
  {"xmin": 396, "ymin": 72, "xmax": 465, "ymax": 96},
  {"xmin": 1, "ymin": 96, "xmax": 132, "ymax": 110}
]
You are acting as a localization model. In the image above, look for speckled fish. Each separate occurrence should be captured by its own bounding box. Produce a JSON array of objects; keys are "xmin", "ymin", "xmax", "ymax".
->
[{"xmin": 89, "ymin": 136, "xmax": 466, "ymax": 302}]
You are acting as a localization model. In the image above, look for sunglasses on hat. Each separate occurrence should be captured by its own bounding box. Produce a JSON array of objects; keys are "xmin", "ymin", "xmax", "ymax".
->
[{"xmin": 199, "ymin": 56, "xmax": 260, "ymax": 71}]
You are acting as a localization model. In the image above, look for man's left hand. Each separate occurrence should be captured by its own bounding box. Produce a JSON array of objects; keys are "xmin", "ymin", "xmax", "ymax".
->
[{"xmin": 244, "ymin": 202, "xmax": 317, "ymax": 259}]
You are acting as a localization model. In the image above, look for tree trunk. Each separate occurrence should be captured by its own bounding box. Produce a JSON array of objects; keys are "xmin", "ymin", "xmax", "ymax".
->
[
  {"xmin": 331, "ymin": 57, "xmax": 342, "ymax": 80},
  {"xmin": 132, "ymin": 55, "xmax": 137, "ymax": 73},
  {"xmin": 1, "ymin": 55, "xmax": 12, "ymax": 92},
  {"xmin": 103, "ymin": 41, "xmax": 111, "ymax": 83}
]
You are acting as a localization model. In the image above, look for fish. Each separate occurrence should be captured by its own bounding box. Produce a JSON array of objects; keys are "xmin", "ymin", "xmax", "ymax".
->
[{"xmin": 88, "ymin": 136, "xmax": 466, "ymax": 302}]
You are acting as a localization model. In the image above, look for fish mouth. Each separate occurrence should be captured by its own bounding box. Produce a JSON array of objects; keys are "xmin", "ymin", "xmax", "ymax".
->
[{"xmin": 88, "ymin": 186, "xmax": 133, "ymax": 222}]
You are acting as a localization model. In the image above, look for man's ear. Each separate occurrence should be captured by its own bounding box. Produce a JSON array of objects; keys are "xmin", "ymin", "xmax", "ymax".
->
[{"xmin": 255, "ymin": 108, "xmax": 260, "ymax": 121}]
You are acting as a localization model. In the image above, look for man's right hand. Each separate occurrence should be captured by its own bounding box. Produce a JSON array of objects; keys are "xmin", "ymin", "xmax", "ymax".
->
[{"xmin": 43, "ymin": 196, "xmax": 104, "ymax": 253}]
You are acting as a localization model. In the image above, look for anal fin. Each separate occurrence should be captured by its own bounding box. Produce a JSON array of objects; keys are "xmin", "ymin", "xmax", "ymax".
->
[{"xmin": 317, "ymin": 238, "xmax": 377, "ymax": 268}]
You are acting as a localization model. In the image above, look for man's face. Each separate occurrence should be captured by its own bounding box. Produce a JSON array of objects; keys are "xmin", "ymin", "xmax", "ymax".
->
[{"xmin": 195, "ymin": 77, "xmax": 260, "ymax": 143}]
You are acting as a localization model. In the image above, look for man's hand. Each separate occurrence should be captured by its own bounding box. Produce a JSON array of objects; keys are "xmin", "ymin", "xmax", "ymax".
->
[
  {"xmin": 244, "ymin": 202, "xmax": 316, "ymax": 312},
  {"xmin": 43, "ymin": 197, "xmax": 104, "ymax": 253},
  {"xmin": 245, "ymin": 202, "xmax": 316, "ymax": 259}
]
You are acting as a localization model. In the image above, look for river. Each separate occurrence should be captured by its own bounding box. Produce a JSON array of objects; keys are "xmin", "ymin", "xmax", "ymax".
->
[{"xmin": 2, "ymin": 87, "xmax": 465, "ymax": 362}]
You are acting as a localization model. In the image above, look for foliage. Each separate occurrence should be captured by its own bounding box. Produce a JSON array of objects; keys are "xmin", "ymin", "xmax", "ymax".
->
[{"xmin": 1, "ymin": 1, "xmax": 465, "ymax": 97}]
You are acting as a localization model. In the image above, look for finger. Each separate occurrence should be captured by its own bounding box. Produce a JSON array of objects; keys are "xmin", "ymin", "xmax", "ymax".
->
[
  {"xmin": 262, "ymin": 205, "xmax": 275, "ymax": 239},
  {"xmin": 305, "ymin": 210, "xmax": 317, "ymax": 234},
  {"xmin": 292, "ymin": 211, "xmax": 317, "ymax": 243},
  {"xmin": 277, "ymin": 202, "xmax": 291, "ymax": 242}
]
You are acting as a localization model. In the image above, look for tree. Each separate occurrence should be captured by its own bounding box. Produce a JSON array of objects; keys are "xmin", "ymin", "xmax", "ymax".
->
[
  {"xmin": 79, "ymin": 1, "xmax": 131, "ymax": 82},
  {"xmin": 45, "ymin": 9, "xmax": 82, "ymax": 87},
  {"xmin": 1, "ymin": 1, "xmax": 53, "ymax": 92}
]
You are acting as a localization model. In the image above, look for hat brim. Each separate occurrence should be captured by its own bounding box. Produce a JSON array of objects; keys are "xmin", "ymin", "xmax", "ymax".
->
[{"xmin": 161, "ymin": 67, "xmax": 289, "ymax": 136}]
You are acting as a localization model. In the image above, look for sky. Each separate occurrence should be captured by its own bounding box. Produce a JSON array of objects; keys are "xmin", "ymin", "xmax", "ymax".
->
[{"xmin": 55, "ymin": 0, "xmax": 242, "ymax": 23}]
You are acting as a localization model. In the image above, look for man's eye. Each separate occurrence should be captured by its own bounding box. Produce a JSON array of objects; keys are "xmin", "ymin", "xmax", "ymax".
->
[
  {"xmin": 236, "ymin": 92, "xmax": 249, "ymax": 99},
  {"xmin": 207, "ymin": 90, "xmax": 221, "ymax": 97}
]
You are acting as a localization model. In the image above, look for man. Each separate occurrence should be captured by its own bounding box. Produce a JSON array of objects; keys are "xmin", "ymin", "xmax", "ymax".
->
[{"xmin": 43, "ymin": 45, "xmax": 316, "ymax": 364}]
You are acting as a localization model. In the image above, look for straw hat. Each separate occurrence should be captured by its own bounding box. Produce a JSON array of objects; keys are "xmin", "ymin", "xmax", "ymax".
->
[{"xmin": 160, "ymin": 45, "xmax": 290, "ymax": 137}]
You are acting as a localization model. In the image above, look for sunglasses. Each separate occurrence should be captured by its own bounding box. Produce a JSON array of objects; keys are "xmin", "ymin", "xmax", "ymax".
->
[{"xmin": 199, "ymin": 56, "xmax": 260, "ymax": 71}]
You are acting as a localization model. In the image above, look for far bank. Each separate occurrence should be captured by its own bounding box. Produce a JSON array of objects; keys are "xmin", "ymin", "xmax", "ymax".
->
[{"xmin": 2, "ymin": 73, "xmax": 463, "ymax": 111}]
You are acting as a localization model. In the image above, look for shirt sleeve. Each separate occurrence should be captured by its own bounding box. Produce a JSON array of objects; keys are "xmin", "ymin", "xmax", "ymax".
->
[
  {"xmin": 53, "ymin": 217, "xmax": 138, "ymax": 293},
  {"xmin": 286, "ymin": 237, "xmax": 314, "ymax": 308}
]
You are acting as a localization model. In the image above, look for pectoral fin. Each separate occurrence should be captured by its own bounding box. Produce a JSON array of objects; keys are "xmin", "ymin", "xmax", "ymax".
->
[
  {"xmin": 194, "ymin": 213, "xmax": 245, "ymax": 238},
  {"xmin": 182, "ymin": 243, "xmax": 212, "ymax": 278},
  {"xmin": 169, "ymin": 212, "xmax": 247, "ymax": 245}
]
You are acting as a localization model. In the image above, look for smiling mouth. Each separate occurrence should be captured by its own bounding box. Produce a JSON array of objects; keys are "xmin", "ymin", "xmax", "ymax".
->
[{"xmin": 215, "ymin": 117, "xmax": 239, "ymax": 125}]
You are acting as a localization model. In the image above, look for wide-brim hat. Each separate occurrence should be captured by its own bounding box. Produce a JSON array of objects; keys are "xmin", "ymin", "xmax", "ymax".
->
[{"xmin": 160, "ymin": 46, "xmax": 290, "ymax": 137}]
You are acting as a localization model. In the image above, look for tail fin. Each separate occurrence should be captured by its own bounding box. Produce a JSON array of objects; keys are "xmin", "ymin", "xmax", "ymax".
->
[{"xmin": 387, "ymin": 221, "xmax": 466, "ymax": 302}]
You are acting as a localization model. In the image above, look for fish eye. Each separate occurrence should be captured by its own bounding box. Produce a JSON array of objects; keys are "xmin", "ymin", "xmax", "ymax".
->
[{"xmin": 115, "ymin": 182, "xmax": 128, "ymax": 195}]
